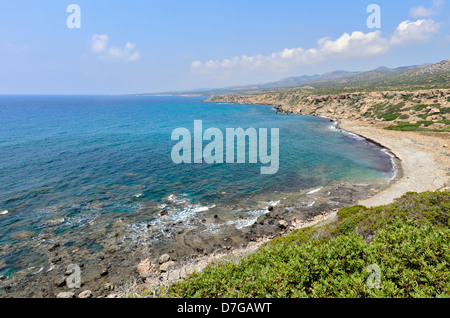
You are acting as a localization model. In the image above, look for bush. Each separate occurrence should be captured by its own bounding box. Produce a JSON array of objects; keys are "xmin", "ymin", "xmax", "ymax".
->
[{"xmin": 380, "ymin": 113, "xmax": 400, "ymax": 121}]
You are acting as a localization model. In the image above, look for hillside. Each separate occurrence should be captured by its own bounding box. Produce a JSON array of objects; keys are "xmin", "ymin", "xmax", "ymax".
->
[
  {"xmin": 207, "ymin": 88, "xmax": 450, "ymax": 132},
  {"xmin": 157, "ymin": 60, "xmax": 449, "ymax": 97}
]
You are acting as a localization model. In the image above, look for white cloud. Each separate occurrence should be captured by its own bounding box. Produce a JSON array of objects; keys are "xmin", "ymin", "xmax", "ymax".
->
[
  {"xmin": 91, "ymin": 34, "xmax": 109, "ymax": 53},
  {"xmin": 91, "ymin": 34, "xmax": 140, "ymax": 62},
  {"xmin": 5, "ymin": 42, "xmax": 31, "ymax": 53},
  {"xmin": 192, "ymin": 30, "xmax": 389, "ymax": 75},
  {"xmin": 410, "ymin": 0, "xmax": 444, "ymax": 17},
  {"xmin": 319, "ymin": 31, "xmax": 389, "ymax": 57},
  {"xmin": 109, "ymin": 43, "xmax": 140, "ymax": 61},
  {"xmin": 390, "ymin": 19, "xmax": 440, "ymax": 45},
  {"xmin": 191, "ymin": 18, "xmax": 441, "ymax": 77}
]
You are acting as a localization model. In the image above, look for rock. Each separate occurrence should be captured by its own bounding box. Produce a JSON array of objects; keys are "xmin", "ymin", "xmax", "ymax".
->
[
  {"xmin": 100, "ymin": 268, "xmax": 109, "ymax": 277},
  {"xmin": 278, "ymin": 220, "xmax": 289, "ymax": 229},
  {"xmin": 430, "ymin": 108, "xmax": 440, "ymax": 114},
  {"xmin": 106, "ymin": 294, "xmax": 119, "ymax": 298},
  {"xmin": 57, "ymin": 292, "xmax": 75, "ymax": 298},
  {"xmin": 78, "ymin": 290, "xmax": 92, "ymax": 298},
  {"xmin": 158, "ymin": 254, "xmax": 170, "ymax": 264},
  {"xmin": 268, "ymin": 206, "xmax": 274, "ymax": 212},
  {"xmin": 48, "ymin": 243, "xmax": 60, "ymax": 252},
  {"xmin": 55, "ymin": 277, "xmax": 66, "ymax": 288},
  {"xmin": 160, "ymin": 261, "xmax": 175, "ymax": 273},
  {"xmin": 104, "ymin": 283, "xmax": 114, "ymax": 291},
  {"xmin": 45, "ymin": 218, "xmax": 65, "ymax": 226},
  {"xmin": 51, "ymin": 256, "xmax": 62, "ymax": 264},
  {"xmin": 0, "ymin": 275, "xmax": 6, "ymax": 281},
  {"xmin": 137, "ymin": 259, "xmax": 159, "ymax": 278},
  {"xmin": 160, "ymin": 210, "xmax": 168, "ymax": 217},
  {"xmin": 291, "ymin": 217, "xmax": 298, "ymax": 227}
]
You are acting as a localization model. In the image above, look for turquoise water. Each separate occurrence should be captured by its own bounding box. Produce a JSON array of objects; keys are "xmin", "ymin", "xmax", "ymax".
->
[{"xmin": 0, "ymin": 95, "xmax": 394, "ymax": 275}]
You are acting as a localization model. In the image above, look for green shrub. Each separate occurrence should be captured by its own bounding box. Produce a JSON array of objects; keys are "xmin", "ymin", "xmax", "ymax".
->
[
  {"xmin": 380, "ymin": 113, "xmax": 400, "ymax": 121},
  {"xmin": 413, "ymin": 104, "xmax": 428, "ymax": 111}
]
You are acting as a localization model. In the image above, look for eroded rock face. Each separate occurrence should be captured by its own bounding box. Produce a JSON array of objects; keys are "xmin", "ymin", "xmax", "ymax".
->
[{"xmin": 207, "ymin": 89, "xmax": 450, "ymax": 125}]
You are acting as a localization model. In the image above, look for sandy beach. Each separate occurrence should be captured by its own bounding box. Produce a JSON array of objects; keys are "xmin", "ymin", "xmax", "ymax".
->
[{"xmin": 338, "ymin": 120, "xmax": 450, "ymax": 207}]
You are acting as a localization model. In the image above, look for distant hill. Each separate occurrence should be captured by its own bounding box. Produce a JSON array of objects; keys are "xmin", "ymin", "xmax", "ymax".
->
[{"xmin": 147, "ymin": 60, "xmax": 449, "ymax": 96}]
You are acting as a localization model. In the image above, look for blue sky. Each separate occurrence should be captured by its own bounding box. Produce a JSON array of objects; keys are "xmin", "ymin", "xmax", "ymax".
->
[{"xmin": 0, "ymin": 0, "xmax": 449, "ymax": 94}]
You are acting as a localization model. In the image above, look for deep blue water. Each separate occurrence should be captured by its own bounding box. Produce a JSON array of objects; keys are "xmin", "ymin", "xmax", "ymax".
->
[{"xmin": 0, "ymin": 95, "xmax": 394, "ymax": 248}]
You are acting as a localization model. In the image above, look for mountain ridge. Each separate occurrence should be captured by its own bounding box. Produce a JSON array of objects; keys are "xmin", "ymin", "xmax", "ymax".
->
[{"xmin": 145, "ymin": 60, "xmax": 449, "ymax": 96}]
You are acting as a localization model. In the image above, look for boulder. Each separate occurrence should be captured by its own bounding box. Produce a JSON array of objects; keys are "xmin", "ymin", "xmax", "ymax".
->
[
  {"xmin": 55, "ymin": 277, "xmax": 66, "ymax": 288},
  {"xmin": 57, "ymin": 292, "xmax": 75, "ymax": 299},
  {"xmin": 278, "ymin": 220, "xmax": 289, "ymax": 229},
  {"xmin": 160, "ymin": 261, "xmax": 176, "ymax": 273},
  {"xmin": 137, "ymin": 258, "xmax": 159, "ymax": 278},
  {"xmin": 158, "ymin": 254, "xmax": 170, "ymax": 264},
  {"xmin": 429, "ymin": 108, "xmax": 441, "ymax": 114},
  {"xmin": 78, "ymin": 290, "xmax": 92, "ymax": 298}
]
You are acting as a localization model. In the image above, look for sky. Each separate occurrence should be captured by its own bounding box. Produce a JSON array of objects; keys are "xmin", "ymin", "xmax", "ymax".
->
[{"xmin": 0, "ymin": 0, "xmax": 449, "ymax": 94}]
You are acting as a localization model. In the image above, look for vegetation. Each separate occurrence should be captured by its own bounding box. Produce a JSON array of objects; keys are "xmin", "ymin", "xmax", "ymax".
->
[
  {"xmin": 166, "ymin": 191, "xmax": 450, "ymax": 298},
  {"xmin": 385, "ymin": 120, "xmax": 450, "ymax": 132}
]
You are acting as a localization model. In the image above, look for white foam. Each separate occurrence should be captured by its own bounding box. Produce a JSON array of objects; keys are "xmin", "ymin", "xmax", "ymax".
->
[
  {"xmin": 307, "ymin": 187, "xmax": 322, "ymax": 195},
  {"xmin": 267, "ymin": 200, "xmax": 280, "ymax": 207},
  {"xmin": 158, "ymin": 199, "xmax": 217, "ymax": 224},
  {"xmin": 166, "ymin": 193, "xmax": 189, "ymax": 205},
  {"xmin": 345, "ymin": 132, "xmax": 365, "ymax": 141},
  {"xmin": 381, "ymin": 149, "xmax": 398, "ymax": 181},
  {"xmin": 133, "ymin": 193, "xmax": 143, "ymax": 198},
  {"xmin": 235, "ymin": 208, "xmax": 269, "ymax": 229},
  {"xmin": 0, "ymin": 210, "xmax": 8, "ymax": 215},
  {"xmin": 229, "ymin": 217, "xmax": 259, "ymax": 230},
  {"xmin": 302, "ymin": 201, "xmax": 316, "ymax": 207},
  {"xmin": 47, "ymin": 263, "xmax": 56, "ymax": 272}
]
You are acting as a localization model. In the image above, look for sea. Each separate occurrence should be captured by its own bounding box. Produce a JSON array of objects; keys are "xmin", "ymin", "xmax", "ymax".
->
[{"xmin": 0, "ymin": 95, "xmax": 395, "ymax": 294}]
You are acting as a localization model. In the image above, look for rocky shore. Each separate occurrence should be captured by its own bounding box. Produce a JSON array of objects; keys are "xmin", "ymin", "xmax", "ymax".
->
[
  {"xmin": 124, "ymin": 88, "xmax": 450, "ymax": 296},
  {"xmin": 0, "ymin": 178, "xmax": 390, "ymax": 298},
  {"xmin": 208, "ymin": 88, "xmax": 450, "ymax": 130},
  {"xmin": 128, "ymin": 180, "xmax": 392, "ymax": 297}
]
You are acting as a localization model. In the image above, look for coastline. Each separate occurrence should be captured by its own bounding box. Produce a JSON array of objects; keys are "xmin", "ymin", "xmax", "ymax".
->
[
  {"xmin": 128, "ymin": 106, "xmax": 450, "ymax": 296},
  {"xmin": 2, "ymin": 97, "xmax": 448, "ymax": 298}
]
